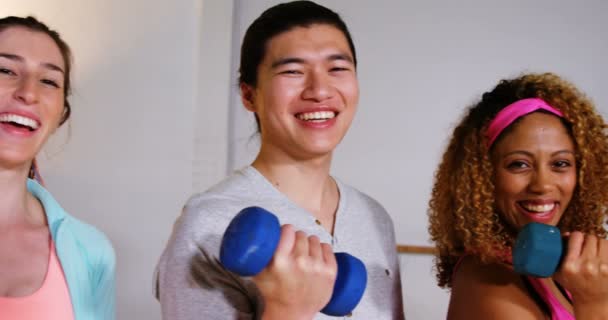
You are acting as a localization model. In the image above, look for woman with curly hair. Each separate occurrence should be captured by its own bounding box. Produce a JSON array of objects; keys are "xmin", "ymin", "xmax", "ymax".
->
[{"xmin": 428, "ymin": 72, "xmax": 608, "ymax": 319}]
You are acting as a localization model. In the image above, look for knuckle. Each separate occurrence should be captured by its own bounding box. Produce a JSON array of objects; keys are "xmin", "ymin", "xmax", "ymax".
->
[
  {"xmin": 326, "ymin": 264, "xmax": 338, "ymax": 278},
  {"xmin": 295, "ymin": 255, "xmax": 310, "ymax": 269},
  {"xmin": 308, "ymin": 235, "xmax": 320, "ymax": 244},
  {"xmin": 561, "ymin": 260, "xmax": 578, "ymax": 275},
  {"xmin": 571, "ymin": 231, "xmax": 584, "ymax": 240},
  {"xmin": 270, "ymin": 255, "xmax": 289, "ymax": 270},
  {"xmin": 586, "ymin": 234, "xmax": 598, "ymax": 242},
  {"xmin": 320, "ymin": 243, "xmax": 333, "ymax": 252},
  {"xmin": 583, "ymin": 260, "xmax": 599, "ymax": 276}
]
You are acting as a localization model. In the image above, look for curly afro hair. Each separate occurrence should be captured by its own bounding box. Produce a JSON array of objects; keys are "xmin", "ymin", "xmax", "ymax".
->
[{"xmin": 428, "ymin": 72, "xmax": 608, "ymax": 288}]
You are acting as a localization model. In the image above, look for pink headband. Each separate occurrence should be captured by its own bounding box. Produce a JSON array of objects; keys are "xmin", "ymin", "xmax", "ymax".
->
[{"xmin": 486, "ymin": 98, "xmax": 563, "ymax": 148}]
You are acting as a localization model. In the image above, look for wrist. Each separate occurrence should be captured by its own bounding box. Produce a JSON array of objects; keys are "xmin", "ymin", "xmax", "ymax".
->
[{"xmin": 261, "ymin": 304, "xmax": 316, "ymax": 320}]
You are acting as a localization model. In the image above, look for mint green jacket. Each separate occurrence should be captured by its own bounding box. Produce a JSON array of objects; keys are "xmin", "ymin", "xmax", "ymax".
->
[{"xmin": 28, "ymin": 179, "xmax": 116, "ymax": 319}]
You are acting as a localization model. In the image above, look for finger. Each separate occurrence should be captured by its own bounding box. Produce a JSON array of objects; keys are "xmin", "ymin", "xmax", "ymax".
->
[
  {"xmin": 563, "ymin": 231, "xmax": 585, "ymax": 263},
  {"xmin": 275, "ymin": 224, "xmax": 296, "ymax": 257},
  {"xmin": 292, "ymin": 230, "xmax": 309, "ymax": 257},
  {"xmin": 308, "ymin": 235, "xmax": 322, "ymax": 260},
  {"xmin": 599, "ymin": 238, "xmax": 608, "ymax": 259},
  {"xmin": 599, "ymin": 239, "xmax": 608, "ymax": 276},
  {"xmin": 321, "ymin": 243, "xmax": 337, "ymax": 271},
  {"xmin": 581, "ymin": 233, "xmax": 599, "ymax": 259}
]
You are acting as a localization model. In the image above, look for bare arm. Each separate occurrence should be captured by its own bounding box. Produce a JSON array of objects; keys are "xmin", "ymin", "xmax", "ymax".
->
[{"xmin": 448, "ymin": 257, "xmax": 547, "ymax": 320}]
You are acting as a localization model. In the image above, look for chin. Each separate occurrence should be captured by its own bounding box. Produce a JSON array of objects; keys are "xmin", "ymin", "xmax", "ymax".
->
[
  {"xmin": 0, "ymin": 149, "xmax": 37, "ymax": 169},
  {"xmin": 309, "ymin": 145, "xmax": 338, "ymax": 156}
]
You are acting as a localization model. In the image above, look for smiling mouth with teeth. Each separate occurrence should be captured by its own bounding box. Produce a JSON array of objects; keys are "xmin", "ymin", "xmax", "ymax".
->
[
  {"xmin": 516, "ymin": 201, "xmax": 559, "ymax": 224},
  {"xmin": 0, "ymin": 114, "xmax": 40, "ymax": 131},
  {"xmin": 520, "ymin": 202, "xmax": 556, "ymax": 213},
  {"xmin": 296, "ymin": 111, "xmax": 337, "ymax": 122}
]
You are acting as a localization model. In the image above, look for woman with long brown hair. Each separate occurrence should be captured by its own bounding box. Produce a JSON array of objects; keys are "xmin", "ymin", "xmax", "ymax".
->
[{"xmin": 0, "ymin": 16, "xmax": 115, "ymax": 319}]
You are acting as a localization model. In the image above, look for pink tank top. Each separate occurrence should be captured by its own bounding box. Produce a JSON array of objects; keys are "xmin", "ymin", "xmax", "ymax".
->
[
  {"xmin": 524, "ymin": 276, "xmax": 574, "ymax": 320},
  {"xmin": 0, "ymin": 241, "xmax": 74, "ymax": 320},
  {"xmin": 453, "ymin": 256, "xmax": 574, "ymax": 320}
]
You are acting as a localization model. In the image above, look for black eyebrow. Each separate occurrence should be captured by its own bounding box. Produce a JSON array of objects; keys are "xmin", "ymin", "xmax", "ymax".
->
[
  {"xmin": 271, "ymin": 57, "xmax": 305, "ymax": 69},
  {"xmin": 327, "ymin": 53, "xmax": 353, "ymax": 64},
  {"xmin": 551, "ymin": 150, "xmax": 576, "ymax": 157},
  {"xmin": 0, "ymin": 52, "xmax": 65, "ymax": 74},
  {"xmin": 270, "ymin": 52, "xmax": 354, "ymax": 69},
  {"xmin": 502, "ymin": 150, "xmax": 575, "ymax": 158},
  {"xmin": 0, "ymin": 52, "xmax": 21, "ymax": 61}
]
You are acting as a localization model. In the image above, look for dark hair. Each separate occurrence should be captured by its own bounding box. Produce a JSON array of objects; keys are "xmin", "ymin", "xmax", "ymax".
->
[
  {"xmin": 239, "ymin": 0, "xmax": 356, "ymax": 87},
  {"xmin": 238, "ymin": 1, "xmax": 357, "ymax": 133},
  {"xmin": 0, "ymin": 16, "xmax": 73, "ymax": 126},
  {"xmin": 428, "ymin": 72, "xmax": 608, "ymax": 288}
]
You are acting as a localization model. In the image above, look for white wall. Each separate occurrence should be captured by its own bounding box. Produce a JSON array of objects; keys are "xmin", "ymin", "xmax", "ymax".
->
[
  {"xmin": 4, "ymin": 0, "xmax": 608, "ymax": 319},
  {"xmin": 2, "ymin": 1, "xmax": 233, "ymax": 319},
  {"xmin": 230, "ymin": 1, "xmax": 608, "ymax": 319}
]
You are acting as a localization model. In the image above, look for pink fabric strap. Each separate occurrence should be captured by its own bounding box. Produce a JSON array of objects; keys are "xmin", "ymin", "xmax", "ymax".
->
[
  {"xmin": 486, "ymin": 98, "xmax": 563, "ymax": 147},
  {"xmin": 525, "ymin": 276, "xmax": 574, "ymax": 320}
]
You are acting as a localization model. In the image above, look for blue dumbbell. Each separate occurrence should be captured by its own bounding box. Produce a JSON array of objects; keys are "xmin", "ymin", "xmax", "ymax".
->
[
  {"xmin": 220, "ymin": 206, "xmax": 367, "ymax": 316},
  {"xmin": 512, "ymin": 222, "xmax": 565, "ymax": 277}
]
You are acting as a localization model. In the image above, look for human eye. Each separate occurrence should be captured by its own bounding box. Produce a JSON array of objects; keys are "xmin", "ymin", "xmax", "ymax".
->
[
  {"xmin": 40, "ymin": 78, "xmax": 61, "ymax": 88},
  {"xmin": 279, "ymin": 69, "xmax": 303, "ymax": 75},
  {"xmin": 507, "ymin": 160, "xmax": 529, "ymax": 170},
  {"xmin": 330, "ymin": 66, "xmax": 350, "ymax": 72},
  {"xmin": 0, "ymin": 67, "xmax": 16, "ymax": 76},
  {"xmin": 328, "ymin": 60, "xmax": 353, "ymax": 73},
  {"xmin": 552, "ymin": 159, "xmax": 573, "ymax": 171}
]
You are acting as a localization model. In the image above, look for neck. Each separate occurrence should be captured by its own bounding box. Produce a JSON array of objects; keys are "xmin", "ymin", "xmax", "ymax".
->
[
  {"xmin": 0, "ymin": 164, "xmax": 38, "ymax": 225},
  {"xmin": 252, "ymin": 144, "xmax": 336, "ymax": 217}
]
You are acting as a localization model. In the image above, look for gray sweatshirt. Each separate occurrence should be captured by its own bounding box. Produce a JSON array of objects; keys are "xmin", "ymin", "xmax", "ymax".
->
[{"xmin": 155, "ymin": 166, "xmax": 405, "ymax": 319}]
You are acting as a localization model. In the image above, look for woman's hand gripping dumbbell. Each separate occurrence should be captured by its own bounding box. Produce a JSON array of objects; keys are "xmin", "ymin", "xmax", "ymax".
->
[{"xmin": 513, "ymin": 222, "xmax": 608, "ymax": 317}]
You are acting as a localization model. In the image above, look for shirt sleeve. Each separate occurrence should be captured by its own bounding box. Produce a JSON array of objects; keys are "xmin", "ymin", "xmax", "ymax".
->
[
  {"xmin": 155, "ymin": 202, "xmax": 262, "ymax": 320},
  {"xmin": 386, "ymin": 222, "xmax": 405, "ymax": 320},
  {"xmin": 93, "ymin": 231, "xmax": 117, "ymax": 320}
]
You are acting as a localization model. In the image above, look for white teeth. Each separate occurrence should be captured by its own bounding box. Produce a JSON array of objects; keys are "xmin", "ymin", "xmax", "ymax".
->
[
  {"xmin": 296, "ymin": 111, "xmax": 336, "ymax": 121},
  {"xmin": 0, "ymin": 114, "xmax": 39, "ymax": 130},
  {"xmin": 522, "ymin": 203, "xmax": 555, "ymax": 213}
]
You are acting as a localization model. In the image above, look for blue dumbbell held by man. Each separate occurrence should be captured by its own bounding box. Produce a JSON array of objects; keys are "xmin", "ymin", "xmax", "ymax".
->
[{"xmin": 220, "ymin": 206, "xmax": 368, "ymax": 316}]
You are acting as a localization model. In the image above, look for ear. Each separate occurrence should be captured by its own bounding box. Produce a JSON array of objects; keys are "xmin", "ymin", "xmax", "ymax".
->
[{"xmin": 240, "ymin": 83, "xmax": 256, "ymax": 112}]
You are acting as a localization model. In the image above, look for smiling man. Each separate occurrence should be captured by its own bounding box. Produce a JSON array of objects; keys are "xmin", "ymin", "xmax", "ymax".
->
[{"xmin": 155, "ymin": 1, "xmax": 404, "ymax": 320}]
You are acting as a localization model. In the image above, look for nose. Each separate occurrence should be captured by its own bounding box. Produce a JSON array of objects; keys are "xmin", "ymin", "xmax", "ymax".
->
[
  {"xmin": 13, "ymin": 76, "xmax": 39, "ymax": 105},
  {"xmin": 528, "ymin": 167, "xmax": 553, "ymax": 194},
  {"xmin": 301, "ymin": 69, "xmax": 334, "ymax": 102}
]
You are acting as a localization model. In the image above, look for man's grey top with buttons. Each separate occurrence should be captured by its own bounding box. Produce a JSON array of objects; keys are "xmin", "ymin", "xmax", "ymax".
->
[{"xmin": 155, "ymin": 166, "xmax": 405, "ymax": 320}]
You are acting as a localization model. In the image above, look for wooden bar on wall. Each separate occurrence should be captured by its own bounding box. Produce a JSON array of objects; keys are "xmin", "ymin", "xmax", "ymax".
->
[{"xmin": 397, "ymin": 244, "xmax": 437, "ymax": 255}]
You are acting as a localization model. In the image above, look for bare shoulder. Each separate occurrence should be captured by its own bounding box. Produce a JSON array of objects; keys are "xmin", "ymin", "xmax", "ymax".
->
[{"xmin": 447, "ymin": 256, "xmax": 547, "ymax": 320}]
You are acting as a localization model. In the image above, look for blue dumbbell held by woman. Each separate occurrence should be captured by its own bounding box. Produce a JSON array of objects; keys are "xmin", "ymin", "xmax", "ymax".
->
[
  {"xmin": 513, "ymin": 222, "xmax": 565, "ymax": 277},
  {"xmin": 220, "ymin": 206, "xmax": 368, "ymax": 317}
]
